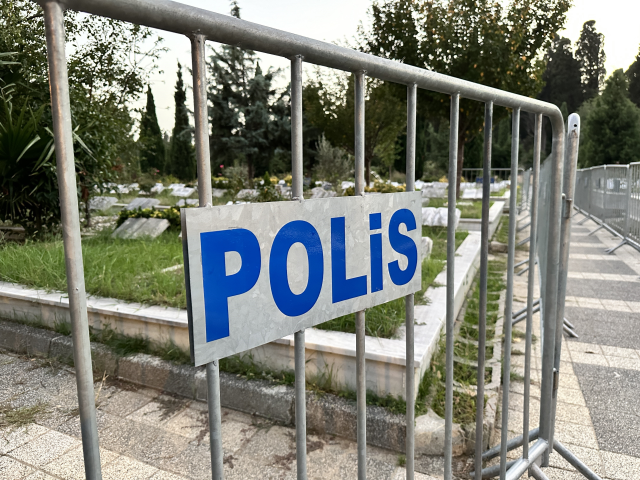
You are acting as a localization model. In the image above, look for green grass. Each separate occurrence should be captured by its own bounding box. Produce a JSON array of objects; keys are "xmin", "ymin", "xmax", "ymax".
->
[
  {"xmin": 0, "ymin": 402, "xmax": 49, "ymax": 428},
  {"xmin": 414, "ymin": 258, "xmax": 506, "ymax": 424},
  {"xmin": 317, "ymin": 226, "xmax": 469, "ymax": 338},
  {"xmin": 427, "ymin": 198, "xmax": 494, "ymax": 219},
  {"xmin": 0, "ymin": 225, "xmax": 468, "ymax": 340},
  {"xmin": 490, "ymin": 188, "xmax": 507, "ymax": 197},
  {"xmin": 0, "ymin": 230, "xmax": 186, "ymax": 308}
]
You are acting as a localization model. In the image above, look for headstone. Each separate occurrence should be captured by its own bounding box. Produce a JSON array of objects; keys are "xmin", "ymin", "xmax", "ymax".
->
[
  {"xmin": 421, "ymin": 207, "xmax": 461, "ymax": 229},
  {"xmin": 461, "ymin": 188, "xmax": 481, "ymax": 200},
  {"xmin": 88, "ymin": 196, "xmax": 117, "ymax": 211},
  {"xmin": 277, "ymin": 185, "xmax": 292, "ymax": 198},
  {"xmin": 176, "ymin": 199, "xmax": 199, "ymax": 207},
  {"xmin": 236, "ymin": 189, "xmax": 258, "ymax": 200},
  {"xmin": 150, "ymin": 183, "xmax": 165, "ymax": 194},
  {"xmin": 309, "ymin": 187, "xmax": 337, "ymax": 199},
  {"xmin": 111, "ymin": 218, "xmax": 170, "ymax": 239},
  {"xmin": 212, "ymin": 188, "xmax": 226, "ymax": 198},
  {"xmin": 125, "ymin": 198, "xmax": 161, "ymax": 211},
  {"xmin": 170, "ymin": 187, "xmax": 196, "ymax": 197},
  {"xmin": 421, "ymin": 183, "xmax": 447, "ymax": 198},
  {"xmin": 341, "ymin": 181, "xmax": 355, "ymax": 191},
  {"xmin": 422, "ymin": 236, "xmax": 433, "ymax": 260}
]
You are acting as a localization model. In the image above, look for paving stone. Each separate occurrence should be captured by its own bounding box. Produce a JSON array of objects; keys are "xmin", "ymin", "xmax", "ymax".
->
[
  {"xmin": 0, "ymin": 454, "xmax": 35, "ymax": 479},
  {"xmin": 9, "ymin": 430, "xmax": 80, "ymax": 467},
  {"xmin": 23, "ymin": 472, "xmax": 59, "ymax": 480},
  {"xmin": 567, "ymin": 258, "xmax": 637, "ymax": 275},
  {"xmin": 0, "ymin": 424, "xmax": 49, "ymax": 455},
  {"xmin": 601, "ymin": 449, "xmax": 640, "ymax": 479},
  {"xmin": 102, "ymin": 454, "xmax": 159, "ymax": 480},
  {"xmin": 554, "ymin": 421, "xmax": 599, "ymax": 450},
  {"xmin": 548, "ymin": 443, "xmax": 604, "ymax": 476},
  {"xmin": 42, "ymin": 444, "xmax": 119, "ymax": 480},
  {"xmin": 565, "ymin": 307, "xmax": 640, "ymax": 350}
]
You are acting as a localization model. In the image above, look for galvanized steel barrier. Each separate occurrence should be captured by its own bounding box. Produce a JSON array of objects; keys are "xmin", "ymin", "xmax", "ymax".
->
[
  {"xmin": 35, "ymin": 0, "xmax": 595, "ymax": 478},
  {"xmin": 574, "ymin": 163, "xmax": 640, "ymax": 253}
]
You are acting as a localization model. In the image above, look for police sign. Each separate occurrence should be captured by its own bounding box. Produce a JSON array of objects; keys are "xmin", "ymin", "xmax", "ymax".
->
[{"xmin": 182, "ymin": 191, "xmax": 422, "ymax": 366}]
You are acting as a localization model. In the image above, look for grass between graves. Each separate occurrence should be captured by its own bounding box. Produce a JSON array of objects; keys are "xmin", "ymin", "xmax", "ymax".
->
[
  {"xmin": 426, "ymin": 198, "xmax": 494, "ymax": 219},
  {"xmin": 316, "ymin": 226, "xmax": 468, "ymax": 338}
]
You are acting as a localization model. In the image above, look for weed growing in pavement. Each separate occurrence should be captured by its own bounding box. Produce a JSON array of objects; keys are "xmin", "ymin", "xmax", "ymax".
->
[{"xmin": 0, "ymin": 402, "xmax": 48, "ymax": 429}]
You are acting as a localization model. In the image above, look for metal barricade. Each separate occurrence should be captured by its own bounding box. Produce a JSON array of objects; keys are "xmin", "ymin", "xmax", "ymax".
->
[
  {"xmin": 35, "ymin": 0, "xmax": 591, "ymax": 479},
  {"xmin": 574, "ymin": 162, "xmax": 640, "ymax": 253}
]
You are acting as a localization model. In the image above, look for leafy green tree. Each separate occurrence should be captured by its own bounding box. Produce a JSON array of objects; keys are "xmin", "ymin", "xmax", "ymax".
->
[
  {"xmin": 138, "ymin": 86, "xmax": 165, "ymax": 174},
  {"xmin": 575, "ymin": 20, "xmax": 606, "ymax": 102},
  {"xmin": 313, "ymin": 134, "xmax": 351, "ymax": 190},
  {"xmin": 207, "ymin": 3, "xmax": 290, "ymax": 181},
  {"xmin": 303, "ymin": 74, "xmax": 405, "ymax": 185},
  {"xmin": 1, "ymin": 0, "xmax": 164, "ymax": 228},
  {"xmin": 167, "ymin": 62, "xmax": 196, "ymax": 181},
  {"xmin": 539, "ymin": 36, "xmax": 584, "ymax": 114},
  {"xmin": 579, "ymin": 69, "xmax": 640, "ymax": 167},
  {"xmin": 363, "ymin": 0, "xmax": 571, "ymax": 195},
  {"xmin": 626, "ymin": 46, "xmax": 640, "ymax": 108}
]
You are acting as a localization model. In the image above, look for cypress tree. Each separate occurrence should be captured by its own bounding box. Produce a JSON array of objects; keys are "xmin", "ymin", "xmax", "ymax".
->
[
  {"xmin": 138, "ymin": 86, "xmax": 166, "ymax": 173},
  {"xmin": 626, "ymin": 46, "xmax": 640, "ymax": 108},
  {"xmin": 167, "ymin": 62, "xmax": 196, "ymax": 181},
  {"xmin": 580, "ymin": 69, "xmax": 640, "ymax": 167},
  {"xmin": 575, "ymin": 21, "xmax": 606, "ymax": 101},
  {"xmin": 539, "ymin": 36, "xmax": 584, "ymax": 113}
]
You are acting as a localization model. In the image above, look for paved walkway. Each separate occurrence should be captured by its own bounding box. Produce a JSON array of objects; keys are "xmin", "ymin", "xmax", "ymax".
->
[
  {"xmin": 497, "ymin": 213, "xmax": 640, "ymax": 480},
  {"xmin": 0, "ymin": 351, "xmax": 442, "ymax": 480}
]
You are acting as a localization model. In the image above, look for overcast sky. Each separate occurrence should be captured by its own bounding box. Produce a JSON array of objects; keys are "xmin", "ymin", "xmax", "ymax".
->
[{"xmin": 134, "ymin": 0, "xmax": 640, "ymax": 133}]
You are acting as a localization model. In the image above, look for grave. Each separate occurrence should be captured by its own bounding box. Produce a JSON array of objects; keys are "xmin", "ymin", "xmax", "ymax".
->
[
  {"xmin": 170, "ymin": 186, "xmax": 196, "ymax": 197},
  {"xmin": 88, "ymin": 196, "xmax": 117, "ymax": 211},
  {"xmin": 421, "ymin": 183, "xmax": 447, "ymax": 198},
  {"xmin": 125, "ymin": 198, "xmax": 161, "ymax": 210},
  {"xmin": 176, "ymin": 199, "xmax": 199, "ymax": 207},
  {"xmin": 309, "ymin": 187, "xmax": 337, "ymax": 199},
  {"xmin": 236, "ymin": 189, "xmax": 258, "ymax": 200},
  {"xmin": 421, "ymin": 207, "xmax": 461, "ymax": 229},
  {"xmin": 111, "ymin": 217, "xmax": 170, "ymax": 239},
  {"xmin": 212, "ymin": 188, "xmax": 226, "ymax": 198},
  {"xmin": 421, "ymin": 236, "xmax": 433, "ymax": 260}
]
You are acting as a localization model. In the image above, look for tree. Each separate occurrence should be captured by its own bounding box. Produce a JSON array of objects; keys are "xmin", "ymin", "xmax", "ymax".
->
[
  {"xmin": 579, "ymin": 69, "xmax": 640, "ymax": 167},
  {"xmin": 167, "ymin": 62, "xmax": 196, "ymax": 181},
  {"xmin": 626, "ymin": 46, "xmax": 640, "ymax": 108},
  {"xmin": 313, "ymin": 134, "xmax": 351, "ymax": 190},
  {"xmin": 1, "ymin": 0, "xmax": 164, "ymax": 228},
  {"xmin": 575, "ymin": 20, "xmax": 606, "ymax": 102},
  {"xmin": 207, "ymin": 2, "xmax": 290, "ymax": 181},
  {"xmin": 138, "ymin": 86, "xmax": 165, "ymax": 174},
  {"xmin": 364, "ymin": 0, "xmax": 571, "ymax": 196},
  {"xmin": 538, "ymin": 36, "xmax": 583, "ymax": 114},
  {"xmin": 303, "ymin": 74, "xmax": 406, "ymax": 185}
]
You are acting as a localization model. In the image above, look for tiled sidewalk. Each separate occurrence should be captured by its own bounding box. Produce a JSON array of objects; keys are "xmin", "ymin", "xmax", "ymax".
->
[
  {"xmin": 496, "ymin": 213, "xmax": 640, "ymax": 480},
  {"xmin": 0, "ymin": 351, "xmax": 439, "ymax": 480}
]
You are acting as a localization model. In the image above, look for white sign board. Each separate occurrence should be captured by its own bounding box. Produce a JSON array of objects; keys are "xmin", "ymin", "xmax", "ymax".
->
[{"xmin": 182, "ymin": 192, "xmax": 422, "ymax": 366}]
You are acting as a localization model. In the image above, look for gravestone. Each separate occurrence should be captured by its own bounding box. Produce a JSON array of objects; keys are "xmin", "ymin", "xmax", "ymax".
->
[
  {"xmin": 88, "ymin": 196, "xmax": 117, "ymax": 211},
  {"xmin": 421, "ymin": 183, "xmax": 447, "ymax": 198},
  {"xmin": 125, "ymin": 198, "xmax": 161, "ymax": 211},
  {"xmin": 461, "ymin": 188, "xmax": 482, "ymax": 200},
  {"xmin": 176, "ymin": 199, "xmax": 199, "ymax": 207},
  {"xmin": 150, "ymin": 183, "xmax": 165, "ymax": 194},
  {"xmin": 111, "ymin": 217, "xmax": 170, "ymax": 239},
  {"xmin": 170, "ymin": 187, "xmax": 196, "ymax": 197},
  {"xmin": 236, "ymin": 189, "xmax": 258, "ymax": 200},
  {"xmin": 212, "ymin": 188, "xmax": 226, "ymax": 198},
  {"xmin": 421, "ymin": 207, "xmax": 461, "ymax": 229},
  {"xmin": 310, "ymin": 187, "xmax": 337, "ymax": 199},
  {"xmin": 422, "ymin": 237, "xmax": 433, "ymax": 260}
]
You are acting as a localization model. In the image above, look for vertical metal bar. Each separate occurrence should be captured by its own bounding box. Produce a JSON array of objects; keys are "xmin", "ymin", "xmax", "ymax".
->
[
  {"xmin": 444, "ymin": 93, "xmax": 460, "ymax": 480},
  {"xmin": 624, "ymin": 165, "xmax": 632, "ymax": 241},
  {"xmin": 354, "ymin": 70, "xmax": 367, "ymax": 480},
  {"xmin": 475, "ymin": 101, "xmax": 493, "ymax": 480},
  {"xmin": 499, "ymin": 108, "xmax": 520, "ymax": 480},
  {"xmin": 191, "ymin": 34, "xmax": 224, "ymax": 480},
  {"xmin": 192, "ymin": 34, "xmax": 213, "ymax": 206},
  {"xmin": 42, "ymin": 3, "xmax": 102, "ymax": 479},
  {"xmin": 291, "ymin": 55, "xmax": 308, "ymax": 480},
  {"xmin": 523, "ymin": 114, "xmax": 542, "ymax": 460},
  {"xmin": 549, "ymin": 113, "xmax": 580, "ymax": 451},
  {"xmin": 206, "ymin": 362, "xmax": 224, "ymax": 478},
  {"xmin": 405, "ymin": 83, "xmax": 417, "ymax": 480},
  {"xmin": 539, "ymin": 113, "xmax": 566, "ymax": 466}
]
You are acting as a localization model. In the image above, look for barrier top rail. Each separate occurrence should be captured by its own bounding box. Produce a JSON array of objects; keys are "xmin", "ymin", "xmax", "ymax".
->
[{"xmin": 48, "ymin": 0, "xmax": 562, "ymax": 123}]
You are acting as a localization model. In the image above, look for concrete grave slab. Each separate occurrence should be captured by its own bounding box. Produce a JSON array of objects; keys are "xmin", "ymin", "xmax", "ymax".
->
[
  {"xmin": 88, "ymin": 196, "xmax": 118, "ymax": 211},
  {"xmin": 125, "ymin": 198, "xmax": 161, "ymax": 211},
  {"xmin": 111, "ymin": 218, "xmax": 170, "ymax": 239}
]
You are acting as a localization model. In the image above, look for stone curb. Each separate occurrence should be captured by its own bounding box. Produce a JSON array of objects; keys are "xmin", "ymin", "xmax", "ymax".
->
[{"xmin": 0, "ymin": 318, "xmax": 411, "ymax": 452}]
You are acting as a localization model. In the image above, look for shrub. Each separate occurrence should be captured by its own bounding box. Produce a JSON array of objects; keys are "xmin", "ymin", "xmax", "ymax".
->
[{"xmin": 116, "ymin": 206, "xmax": 188, "ymax": 230}]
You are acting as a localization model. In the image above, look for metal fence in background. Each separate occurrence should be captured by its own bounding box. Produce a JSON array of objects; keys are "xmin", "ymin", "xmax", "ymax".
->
[
  {"xmin": 36, "ymin": 0, "xmax": 595, "ymax": 479},
  {"xmin": 574, "ymin": 163, "xmax": 640, "ymax": 253}
]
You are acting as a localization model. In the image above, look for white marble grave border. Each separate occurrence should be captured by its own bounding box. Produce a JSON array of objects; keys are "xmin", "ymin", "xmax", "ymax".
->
[{"xmin": 0, "ymin": 233, "xmax": 481, "ymax": 400}]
